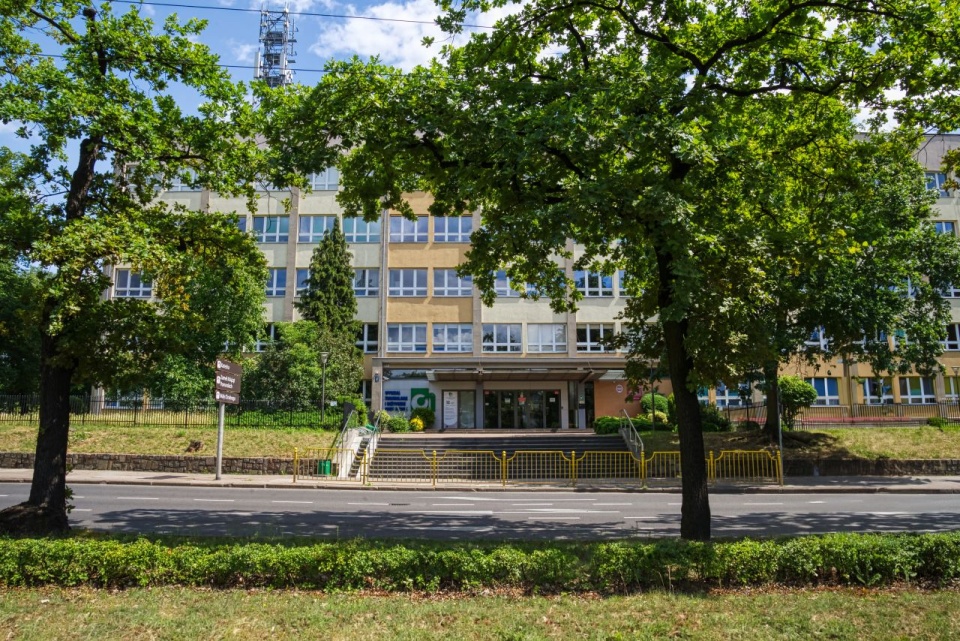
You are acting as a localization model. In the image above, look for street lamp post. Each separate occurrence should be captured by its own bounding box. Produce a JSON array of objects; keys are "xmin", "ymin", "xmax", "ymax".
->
[{"xmin": 320, "ymin": 351, "xmax": 330, "ymax": 424}]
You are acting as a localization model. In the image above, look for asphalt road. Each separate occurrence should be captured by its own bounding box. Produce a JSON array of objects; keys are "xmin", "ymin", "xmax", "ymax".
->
[{"xmin": 3, "ymin": 483, "xmax": 960, "ymax": 540}]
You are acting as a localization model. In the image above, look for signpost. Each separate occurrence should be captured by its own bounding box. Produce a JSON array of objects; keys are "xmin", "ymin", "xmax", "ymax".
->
[{"xmin": 214, "ymin": 358, "xmax": 242, "ymax": 480}]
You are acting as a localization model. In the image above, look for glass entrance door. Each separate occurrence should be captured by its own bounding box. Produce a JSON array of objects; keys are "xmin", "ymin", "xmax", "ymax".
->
[{"xmin": 482, "ymin": 389, "xmax": 562, "ymax": 428}]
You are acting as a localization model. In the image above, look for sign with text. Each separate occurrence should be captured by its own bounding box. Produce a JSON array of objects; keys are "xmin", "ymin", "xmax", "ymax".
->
[
  {"xmin": 443, "ymin": 391, "xmax": 458, "ymax": 428},
  {"xmin": 215, "ymin": 389, "xmax": 240, "ymax": 405},
  {"xmin": 214, "ymin": 358, "xmax": 242, "ymax": 404}
]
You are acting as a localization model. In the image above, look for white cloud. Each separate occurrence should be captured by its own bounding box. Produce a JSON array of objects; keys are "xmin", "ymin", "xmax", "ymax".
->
[
  {"xmin": 308, "ymin": 0, "xmax": 447, "ymax": 70},
  {"xmin": 230, "ymin": 41, "xmax": 260, "ymax": 64}
]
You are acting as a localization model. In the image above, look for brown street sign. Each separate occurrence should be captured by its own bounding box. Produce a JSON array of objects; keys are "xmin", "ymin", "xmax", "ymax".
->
[
  {"xmin": 215, "ymin": 389, "xmax": 240, "ymax": 405},
  {"xmin": 215, "ymin": 358, "xmax": 242, "ymax": 376}
]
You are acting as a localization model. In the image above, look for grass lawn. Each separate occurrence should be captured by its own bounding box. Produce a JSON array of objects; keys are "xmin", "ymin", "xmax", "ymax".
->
[
  {"xmin": 0, "ymin": 423, "xmax": 336, "ymax": 458},
  {"xmin": 2, "ymin": 422, "xmax": 960, "ymax": 460},
  {"xmin": 0, "ymin": 587, "xmax": 957, "ymax": 640}
]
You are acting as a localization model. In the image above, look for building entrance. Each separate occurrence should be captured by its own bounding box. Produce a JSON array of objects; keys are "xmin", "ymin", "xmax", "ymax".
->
[{"xmin": 482, "ymin": 389, "xmax": 562, "ymax": 429}]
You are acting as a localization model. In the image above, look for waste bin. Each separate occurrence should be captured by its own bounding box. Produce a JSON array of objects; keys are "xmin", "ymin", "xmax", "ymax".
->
[{"xmin": 318, "ymin": 459, "xmax": 332, "ymax": 476}]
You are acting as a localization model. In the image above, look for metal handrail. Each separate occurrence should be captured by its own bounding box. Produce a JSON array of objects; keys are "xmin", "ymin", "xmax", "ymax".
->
[
  {"xmin": 330, "ymin": 409, "xmax": 357, "ymax": 451},
  {"xmin": 619, "ymin": 409, "xmax": 645, "ymax": 456}
]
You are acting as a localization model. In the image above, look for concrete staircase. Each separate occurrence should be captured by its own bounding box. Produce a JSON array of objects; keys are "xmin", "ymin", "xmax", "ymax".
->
[{"xmin": 368, "ymin": 432, "xmax": 633, "ymax": 482}]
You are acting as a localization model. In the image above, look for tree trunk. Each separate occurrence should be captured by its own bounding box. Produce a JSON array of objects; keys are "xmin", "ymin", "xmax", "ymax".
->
[
  {"xmin": 656, "ymin": 251, "xmax": 710, "ymax": 541},
  {"xmin": 762, "ymin": 362, "xmax": 781, "ymax": 443},
  {"xmin": 0, "ymin": 329, "xmax": 73, "ymax": 534}
]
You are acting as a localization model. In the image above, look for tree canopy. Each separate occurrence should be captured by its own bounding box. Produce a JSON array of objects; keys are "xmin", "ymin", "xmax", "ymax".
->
[
  {"xmin": 295, "ymin": 218, "xmax": 359, "ymax": 336},
  {"xmin": 0, "ymin": 2, "xmax": 270, "ymax": 533},
  {"xmin": 260, "ymin": 0, "xmax": 960, "ymax": 539}
]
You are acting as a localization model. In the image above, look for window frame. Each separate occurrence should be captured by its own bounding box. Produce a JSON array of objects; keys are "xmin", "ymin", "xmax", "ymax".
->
[
  {"xmin": 386, "ymin": 323, "xmax": 428, "ymax": 353},
  {"xmin": 310, "ymin": 167, "xmax": 340, "ymax": 191},
  {"xmin": 806, "ymin": 377, "xmax": 841, "ymax": 406},
  {"xmin": 298, "ymin": 215, "xmax": 337, "ymax": 243},
  {"xmin": 266, "ymin": 268, "xmax": 287, "ymax": 297},
  {"xmin": 574, "ymin": 270, "xmax": 614, "ymax": 297},
  {"xmin": 576, "ymin": 323, "xmax": 613, "ymax": 352},
  {"xmin": 526, "ymin": 323, "xmax": 567, "ymax": 353},
  {"xmin": 114, "ymin": 268, "xmax": 152, "ymax": 298},
  {"xmin": 433, "ymin": 269, "xmax": 473, "ymax": 297},
  {"xmin": 356, "ymin": 323, "xmax": 379, "ymax": 353},
  {"xmin": 434, "ymin": 216, "xmax": 473, "ymax": 242},
  {"xmin": 389, "ymin": 216, "xmax": 428, "ymax": 243},
  {"xmin": 253, "ymin": 215, "xmax": 290, "ymax": 243},
  {"xmin": 343, "ymin": 217, "xmax": 381, "ymax": 243},
  {"xmin": 432, "ymin": 323, "xmax": 474, "ymax": 353},
  {"xmin": 481, "ymin": 323, "xmax": 523, "ymax": 353},
  {"xmin": 388, "ymin": 268, "xmax": 428, "ymax": 297},
  {"xmin": 353, "ymin": 268, "xmax": 380, "ymax": 297},
  {"xmin": 899, "ymin": 376, "xmax": 936, "ymax": 404}
]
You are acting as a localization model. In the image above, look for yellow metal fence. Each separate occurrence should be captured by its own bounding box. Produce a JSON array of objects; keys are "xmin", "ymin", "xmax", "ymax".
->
[{"xmin": 293, "ymin": 448, "xmax": 783, "ymax": 487}]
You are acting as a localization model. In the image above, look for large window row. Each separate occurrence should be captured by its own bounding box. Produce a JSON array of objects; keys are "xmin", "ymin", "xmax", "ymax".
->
[{"xmin": 378, "ymin": 323, "xmax": 618, "ymax": 354}]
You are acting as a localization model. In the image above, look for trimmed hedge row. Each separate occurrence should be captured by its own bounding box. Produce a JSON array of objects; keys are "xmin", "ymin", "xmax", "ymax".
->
[{"xmin": 2, "ymin": 533, "xmax": 960, "ymax": 591}]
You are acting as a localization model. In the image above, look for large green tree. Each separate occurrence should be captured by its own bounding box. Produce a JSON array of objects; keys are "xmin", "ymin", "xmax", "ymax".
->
[
  {"xmin": 262, "ymin": 0, "xmax": 960, "ymax": 539},
  {"xmin": 0, "ymin": 3, "xmax": 269, "ymax": 533},
  {"xmin": 295, "ymin": 218, "xmax": 358, "ymax": 336}
]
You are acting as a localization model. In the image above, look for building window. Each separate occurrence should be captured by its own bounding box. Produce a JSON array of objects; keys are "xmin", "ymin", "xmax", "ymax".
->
[
  {"xmin": 574, "ymin": 270, "xmax": 614, "ymax": 297},
  {"xmin": 576, "ymin": 323, "xmax": 613, "ymax": 352},
  {"xmin": 311, "ymin": 167, "xmax": 340, "ymax": 191},
  {"xmin": 434, "ymin": 216, "xmax": 473, "ymax": 242},
  {"xmin": 944, "ymin": 324, "xmax": 960, "ymax": 351},
  {"xmin": 899, "ymin": 376, "xmax": 936, "ymax": 404},
  {"xmin": 433, "ymin": 269, "xmax": 473, "ymax": 297},
  {"xmin": 617, "ymin": 270, "xmax": 632, "ymax": 297},
  {"xmin": 343, "ymin": 217, "xmax": 380, "ymax": 243},
  {"xmin": 253, "ymin": 216, "xmax": 289, "ymax": 243},
  {"xmin": 433, "ymin": 323, "xmax": 473, "ymax": 353},
  {"xmin": 805, "ymin": 327, "xmax": 830, "ymax": 350},
  {"xmin": 935, "ymin": 221, "xmax": 956, "ymax": 235},
  {"xmin": 266, "ymin": 268, "xmax": 286, "ymax": 297},
  {"xmin": 296, "ymin": 268, "xmax": 310, "ymax": 295},
  {"xmin": 388, "ymin": 269, "xmax": 427, "ymax": 297},
  {"xmin": 863, "ymin": 378, "xmax": 894, "ymax": 404},
  {"xmin": 358, "ymin": 379, "xmax": 372, "ymax": 408},
  {"xmin": 806, "ymin": 377, "xmax": 840, "ymax": 406},
  {"xmin": 114, "ymin": 269, "xmax": 152, "ymax": 298},
  {"xmin": 254, "ymin": 323, "xmax": 277, "ymax": 353},
  {"xmin": 353, "ymin": 268, "xmax": 379, "ymax": 297},
  {"xmin": 482, "ymin": 323, "xmax": 522, "ymax": 352},
  {"xmin": 714, "ymin": 382, "xmax": 750, "ymax": 407},
  {"xmin": 926, "ymin": 172, "xmax": 950, "ymax": 198},
  {"xmin": 494, "ymin": 270, "xmax": 522, "ymax": 297},
  {"xmin": 943, "ymin": 285, "xmax": 960, "ymax": 298},
  {"xmin": 946, "ymin": 376, "xmax": 960, "ymax": 401},
  {"xmin": 389, "ymin": 216, "xmax": 428, "ymax": 243},
  {"xmin": 235, "ymin": 215, "xmax": 248, "ymax": 233},
  {"xmin": 298, "ymin": 215, "xmax": 336, "ymax": 243},
  {"xmin": 387, "ymin": 323, "xmax": 427, "ymax": 353},
  {"xmin": 167, "ymin": 170, "xmax": 197, "ymax": 192},
  {"xmin": 527, "ymin": 323, "xmax": 567, "ymax": 353},
  {"xmin": 697, "ymin": 387, "xmax": 710, "ymax": 404},
  {"xmin": 356, "ymin": 323, "xmax": 378, "ymax": 353}
]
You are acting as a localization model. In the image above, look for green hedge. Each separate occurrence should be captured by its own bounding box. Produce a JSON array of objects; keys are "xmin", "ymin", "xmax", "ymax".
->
[{"xmin": 2, "ymin": 532, "xmax": 960, "ymax": 591}]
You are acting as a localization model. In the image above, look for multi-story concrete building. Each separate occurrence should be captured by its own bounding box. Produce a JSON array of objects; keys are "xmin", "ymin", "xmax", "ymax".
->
[{"xmin": 116, "ymin": 134, "xmax": 960, "ymax": 428}]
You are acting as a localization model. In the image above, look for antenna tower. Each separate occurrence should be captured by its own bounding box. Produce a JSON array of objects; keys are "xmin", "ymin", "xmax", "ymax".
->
[{"xmin": 255, "ymin": 5, "xmax": 297, "ymax": 88}]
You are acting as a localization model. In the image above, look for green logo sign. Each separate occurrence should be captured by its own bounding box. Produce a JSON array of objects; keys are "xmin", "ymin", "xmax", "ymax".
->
[{"xmin": 410, "ymin": 388, "xmax": 437, "ymax": 412}]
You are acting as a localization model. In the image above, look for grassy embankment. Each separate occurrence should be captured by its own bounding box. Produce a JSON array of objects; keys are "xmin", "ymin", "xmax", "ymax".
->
[{"xmin": 2, "ymin": 422, "xmax": 959, "ymax": 460}]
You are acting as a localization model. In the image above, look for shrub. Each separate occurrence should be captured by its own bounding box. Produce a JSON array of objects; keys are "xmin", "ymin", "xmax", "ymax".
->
[
  {"xmin": 700, "ymin": 404, "xmax": 732, "ymax": 432},
  {"xmin": 737, "ymin": 420, "xmax": 762, "ymax": 432},
  {"xmin": 666, "ymin": 394, "xmax": 677, "ymax": 425},
  {"xmin": 640, "ymin": 392, "xmax": 669, "ymax": 414},
  {"xmin": 927, "ymin": 416, "xmax": 948, "ymax": 429},
  {"xmin": 778, "ymin": 376, "xmax": 818, "ymax": 429},
  {"xmin": 634, "ymin": 410, "xmax": 671, "ymax": 430},
  {"xmin": 386, "ymin": 416, "xmax": 411, "ymax": 433},
  {"xmin": 410, "ymin": 407, "xmax": 435, "ymax": 430},
  {"xmin": 372, "ymin": 409, "xmax": 390, "ymax": 429},
  {"xmin": 593, "ymin": 416, "xmax": 621, "ymax": 434},
  {"xmin": 409, "ymin": 417, "xmax": 425, "ymax": 432}
]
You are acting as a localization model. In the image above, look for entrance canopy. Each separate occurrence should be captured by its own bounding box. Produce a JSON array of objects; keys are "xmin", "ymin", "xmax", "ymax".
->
[{"xmin": 378, "ymin": 357, "xmax": 628, "ymax": 383}]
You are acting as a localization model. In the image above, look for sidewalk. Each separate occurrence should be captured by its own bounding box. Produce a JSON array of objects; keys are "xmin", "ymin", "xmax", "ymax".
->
[{"xmin": 2, "ymin": 467, "xmax": 960, "ymax": 493}]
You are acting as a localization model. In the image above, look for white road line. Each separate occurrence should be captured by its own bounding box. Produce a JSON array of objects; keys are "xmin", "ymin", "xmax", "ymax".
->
[
  {"xmin": 0, "ymin": 494, "xmax": 7, "ymax": 497},
  {"xmin": 865, "ymin": 512, "xmax": 907, "ymax": 515},
  {"xmin": 668, "ymin": 502, "xmax": 682, "ymax": 506},
  {"xmin": 271, "ymin": 500, "xmax": 313, "ymax": 505},
  {"xmin": 117, "ymin": 496, "xmax": 158, "ymax": 500},
  {"xmin": 417, "ymin": 510, "xmax": 494, "ymax": 515},
  {"xmin": 809, "ymin": 501, "xmax": 826, "ymax": 504},
  {"xmin": 347, "ymin": 502, "xmax": 389, "ymax": 506},
  {"xmin": 594, "ymin": 503, "xmax": 633, "ymax": 506},
  {"xmin": 432, "ymin": 503, "xmax": 476, "ymax": 507},
  {"xmin": 429, "ymin": 526, "xmax": 494, "ymax": 532},
  {"xmin": 439, "ymin": 496, "xmax": 502, "ymax": 501},
  {"xmin": 744, "ymin": 502, "xmax": 784, "ymax": 506},
  {"xmin": 500, "ymin": 510, "xmax": 620, "ymax": 515},
  {"xmin": 624, "ymin": 516, "xmax": 657, "ymax": 520},
  {"xmin": 193, "ymin": 499, "xmax": 235, "ymax": 503},
  {"xmin": 510, "ymin": 503, "xmax": 553, "ymax": 506},
  {"xmin": 529, "ymin": 516, "xmax": 580, "ymax": 520},
  {"xmin": 72, "ymin": 508, "xmax": 91, "ymax": 512}
]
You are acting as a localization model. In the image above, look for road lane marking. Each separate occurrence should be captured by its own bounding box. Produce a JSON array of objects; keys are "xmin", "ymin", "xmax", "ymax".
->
[
  {"xmin": 193, "ymin": 499, "xmax": 235, "ymax": 503},
  {"xmin": 117, "ymin": 496, "xmax": 158, "ymax": 500},
  {"xmin": 417, "ymin": 510, "xmax": 494, "ymax": 515},
  {"xmin": 510, "ymin": 503, "xmax": 553, "ymax": 506},
  {"xmin": 529, "ymin": 516, "xmax": 580, "ymax": 520},
  {"xmin": 348, "ymin": 502, "xmax": 389, "ymax": 506},
  {"xmin": 72, "ymin": 508, "xmax": 91, "ymax": 512},
  {"xmin": 809, "ymin": 501, "xmax": 826, "ymax": 504},
  {"xmin": 432, "ymin": 503, "xmax": 476, "ymax": 507},
  {"xmin": 624, "ymin": 516, "xmax": 657, "ymax": 520},
  {"xmin": 500, "ymin": 510, "xmax": 620, "ymax": 515},
  {"xmin": 594, "ymin": 503, "xmax": 633, "ymax": 506},
  {"xmin": 744, "ymin": 502, "xmax": 784, "ymax": 506},
  {"xmin": 271, "ymin": 500, "xmax": 313, "ymax": 505}
]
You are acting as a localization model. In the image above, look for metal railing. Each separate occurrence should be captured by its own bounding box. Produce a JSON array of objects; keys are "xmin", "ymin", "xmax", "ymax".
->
[
  {"xmin": 0, "ymin": 394, "xmax": 343, "ymax": 430},
  {"xmin": 294, "ymin": 448, "xmax": 783, "ymax": 487}
]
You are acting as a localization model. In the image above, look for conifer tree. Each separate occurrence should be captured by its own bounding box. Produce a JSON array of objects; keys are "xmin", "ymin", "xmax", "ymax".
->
[{"xmin": 295, "ymin": 219, "xmax": 359, "ymax": 336}]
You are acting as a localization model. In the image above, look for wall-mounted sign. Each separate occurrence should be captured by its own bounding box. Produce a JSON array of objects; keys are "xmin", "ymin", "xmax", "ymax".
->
[
  {"xmin": 616, "ymin": 384, "xmax": 624, "ymax": 394},
  {"xmin": 443, "ymin": 391, "xmax": 458, "ymax": 428}
]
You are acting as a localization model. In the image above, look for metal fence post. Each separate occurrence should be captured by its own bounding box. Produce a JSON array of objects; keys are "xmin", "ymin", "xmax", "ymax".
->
[
  {"xmin": 571, "ymin": 450, "xmax": 577, "ymax": 488},
  {"xmin": 292, "ymin": 448, "xmax": 298, "ymax": 483},
  {"xmin": 431, "ymin": 450, "xmax": 438, "ymax": 488},
  {"xmin": 708, "ymin": 451, "xmax": 715, "ymax": 484},
  {"xmin": 501, "ymin": 450, "xmax": 507, "ymax": 487},
  {"xmin": 777, "ymin": 449, "xmax": 783, "ymax": 486}
]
